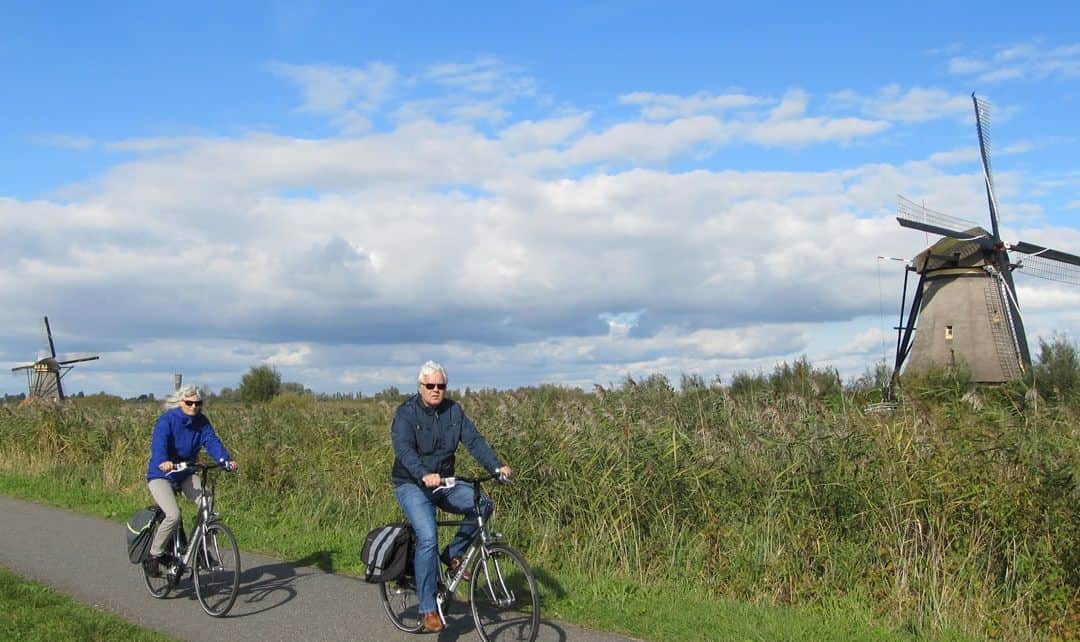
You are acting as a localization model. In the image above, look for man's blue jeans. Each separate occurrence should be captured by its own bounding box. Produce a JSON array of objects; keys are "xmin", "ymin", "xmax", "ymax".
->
[{"xmin": 394, "ymin": 481, "xmax": 493, "ymax": 614}]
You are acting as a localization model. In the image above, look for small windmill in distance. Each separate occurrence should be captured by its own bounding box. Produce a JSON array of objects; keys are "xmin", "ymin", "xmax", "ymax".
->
[
  {"xmin": 10, "ymin": 316, "xmax": 100, "ymax": 401},
  {"xmin": 892, "ymin": 93, "xmax": 1080, "ymax": 383}
]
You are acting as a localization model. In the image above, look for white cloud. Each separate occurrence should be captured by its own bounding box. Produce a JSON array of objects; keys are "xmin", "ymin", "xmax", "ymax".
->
[
  {"xmin": 499, "ymin": 114, "xmax": 591, "ymax": 151},
  {"xmin": 32, "ymin": 134, "xmax": 96, "ymax": 150},
  {"xmin": 271, "ymin": 61, "xmax": 398, "ymax": 132},
  {"xmin": 829, "ymin": 85, "xmax": 971, "ymax": 123},
  {"xmin": 3, "ymin": 67, "xmax": 1077, "ymax": 397},
  {"xmin": 266, "ymin": 344, "xmax": 313, "ymax": 366},
  {"xmin": 620, "ymin": 91, "xmax": 764, "ymax": 120},
  {"xmin": 947, "ymin": 40, "xmax": 1080, "ymax": 83}
]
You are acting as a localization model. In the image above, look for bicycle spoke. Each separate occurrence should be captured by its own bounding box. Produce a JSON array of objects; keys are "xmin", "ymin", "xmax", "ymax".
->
[
  {"xmin": 379, "ymin": 577, "xmax": 425, "ymax": 632},
  {"xmin": 470, "ymin": 544, "xmax": 540, "ymax": 642},
  {"xmin": 193, "ymin": 522, "xmax": 241, "ymax": 617},
  {"xmin": 142, "ymin": 535, "xmax": 178, "ymax": 599}
]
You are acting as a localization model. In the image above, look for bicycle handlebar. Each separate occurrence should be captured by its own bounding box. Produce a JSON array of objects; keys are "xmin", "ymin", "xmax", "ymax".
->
[
  {"xmin": 451, "ymin": 472, "xmax": 511, "ymax": 486},
  {"xmin": 167, "ymin": 460, "xmax": 235, "ymax": 474}
]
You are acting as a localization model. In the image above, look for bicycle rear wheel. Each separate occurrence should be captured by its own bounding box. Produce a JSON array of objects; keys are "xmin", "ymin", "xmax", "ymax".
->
[
  {"xmin": 380, "ymin": 576, "xmax": 425, "ymax": 633},
  {"xmin": 193, "ymin": 522, "xmax": 241, "ymax": 616},
  {"xmin": 142, "ymin": 532, "xmax": 176, "ymax": 598},
  {"xmin": 469, "ymin": 544, "xmax": 540, "ymax": 642},
  {"xmin": 141, "ymin": 555, "xmax": 173, "ymax": 598}
]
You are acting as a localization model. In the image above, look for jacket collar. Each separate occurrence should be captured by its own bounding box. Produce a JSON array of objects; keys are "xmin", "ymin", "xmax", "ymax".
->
[{"xmin": 412, "ymin": 394, "xmax": 448, "ymax": 415}]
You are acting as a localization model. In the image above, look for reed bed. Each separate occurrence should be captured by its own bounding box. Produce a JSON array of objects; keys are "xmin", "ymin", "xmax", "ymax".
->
[{"xmin": 0, "ymin": 367, "xmax": 1076, "ymax": 640}]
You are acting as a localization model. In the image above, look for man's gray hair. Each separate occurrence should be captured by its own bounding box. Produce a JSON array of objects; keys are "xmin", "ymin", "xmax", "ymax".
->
[
  {"xmin": 417, "ymin": 361, "xmax": 448, "ymax": 389},
  {"xmin": 164, "ymin": 384, "xmax": 204, "ymax": 410}
]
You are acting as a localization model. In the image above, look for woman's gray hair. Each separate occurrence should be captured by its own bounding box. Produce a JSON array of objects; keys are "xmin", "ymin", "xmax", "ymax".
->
[
  {"xmin": 164, "ymin": 384, "xmax": 204, "ymax": 410},
  {"xmin": 416, "ymin": 361, "xmax": 447, "ymax": 389}
]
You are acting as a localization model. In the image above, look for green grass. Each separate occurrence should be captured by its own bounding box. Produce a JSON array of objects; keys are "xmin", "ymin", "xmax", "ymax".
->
[
  {"xmin": 0, "ymin": 562, "xmax": 175, "ymax": 641},
  {"xmin": 0, "ymin": 462, "xmax": 977, "ymax": 641},
  {"xmin": 1, "ymin": 366, "xmax": 1075, "ymax": 640}
]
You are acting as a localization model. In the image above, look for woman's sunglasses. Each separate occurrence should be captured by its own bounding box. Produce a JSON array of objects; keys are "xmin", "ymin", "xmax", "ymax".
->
[{"xmin": 182, "ymin": 400, "xmax": 204, "ymax": 407}]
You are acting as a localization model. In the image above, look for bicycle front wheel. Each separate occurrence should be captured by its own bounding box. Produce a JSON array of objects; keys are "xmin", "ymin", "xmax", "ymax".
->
[
  {"xmin": 469, "ymin": 544, "xmax": 540, "ymax": 642},
  {"xmin": 379, "ymin": 575, "xmax": 425, "ymax": 633},
  {"xmin": 193, "ymin": 522, "xmax": 241, "ymax": 617}
]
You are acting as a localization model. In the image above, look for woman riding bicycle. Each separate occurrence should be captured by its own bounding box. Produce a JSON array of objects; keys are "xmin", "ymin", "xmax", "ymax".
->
[
  {"xmin": 145, "ymin": 384, "xmax": 237, "ymax": 575},
  {"xmin": 391, "ymin": 361, "xmax": 512, "ymax": 633}
]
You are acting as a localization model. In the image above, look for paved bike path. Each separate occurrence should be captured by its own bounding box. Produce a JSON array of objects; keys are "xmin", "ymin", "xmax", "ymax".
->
[{"xmin": 0, "ymin": 495, "xmax": 639, "ymax": 642}]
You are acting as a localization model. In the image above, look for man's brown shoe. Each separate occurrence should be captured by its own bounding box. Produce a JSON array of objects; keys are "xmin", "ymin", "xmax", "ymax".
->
[
  {"xmin": 448, "ymin": 556, "xmax": 472, "ymax": 581},
  {"xmin": 422, "ymin": 611, "xmax": 444, "ymax": 633}
]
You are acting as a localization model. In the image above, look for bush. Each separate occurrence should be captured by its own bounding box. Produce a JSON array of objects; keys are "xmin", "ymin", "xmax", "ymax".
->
[
  {"xmin": 238, "ymin": 365, "xmax": 281, "ymax": 403},
  {"xmin": 268, "ymin": 392, "xmax": 314, "ymax": 411},
  {"xmin": 1031, "ymin": 333, "xmax": 1080, "ymax": 401}
]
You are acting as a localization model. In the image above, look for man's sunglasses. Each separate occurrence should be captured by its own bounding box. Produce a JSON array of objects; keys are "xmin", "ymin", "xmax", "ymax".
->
[
  {"xmin": 182, "ymin": 400, "xmax": 204, "ymax": 407},
  {"xmin": 422, "ymin": 383, "xmax": 447, "ymax": 391}
]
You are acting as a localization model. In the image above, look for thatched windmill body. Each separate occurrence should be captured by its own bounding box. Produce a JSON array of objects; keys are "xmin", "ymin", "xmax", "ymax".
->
[
  {"xmin": 11, "ymin": 316, "xmax": 100, "ymax": 400},
  {"xmin": 893, "ymin": 94, "xmax": 1080, "ymax": 382}
]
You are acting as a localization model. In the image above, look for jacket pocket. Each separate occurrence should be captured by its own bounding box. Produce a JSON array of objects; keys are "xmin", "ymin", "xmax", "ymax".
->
[{"xmin": 415, "ymin": 424, "xmax": 435, "ymax": 454}]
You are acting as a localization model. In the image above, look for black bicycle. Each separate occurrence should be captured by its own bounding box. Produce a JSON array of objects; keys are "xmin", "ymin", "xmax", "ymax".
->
[
  {"xmin": 380, "ymin": 474, "xmax": 540, "ymax": 641},
  {"xmin": 142, "ymin": 461, "xmax": 241, "ymax": 617}
]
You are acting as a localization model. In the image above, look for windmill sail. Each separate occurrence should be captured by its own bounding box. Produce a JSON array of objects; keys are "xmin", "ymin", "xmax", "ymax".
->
[
  {"xmin": 893, "ymin": 93, "xmax": 1078, "ymax": 383},
  {"xmin": 897, "ymin": 196, "xmax": 986, "ymax": 241},
  {"xmin": 10, "ymin": 316, "xmax": 99, "ymax": 401}
]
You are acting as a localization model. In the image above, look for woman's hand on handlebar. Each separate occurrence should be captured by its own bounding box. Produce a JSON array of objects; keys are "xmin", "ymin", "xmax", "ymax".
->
[
  {"xmin": 158, "ymin": 460, "xmax": 174, "ymax": 473},
  {"xmin": 223, "ymin": 460, "xmax": 238, "ymax": 472}
]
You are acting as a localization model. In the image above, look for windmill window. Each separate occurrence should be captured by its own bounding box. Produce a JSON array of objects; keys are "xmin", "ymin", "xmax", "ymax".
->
[{"xmin": 945, "ymin": 325, "xmax": 954, "ymax": 340}]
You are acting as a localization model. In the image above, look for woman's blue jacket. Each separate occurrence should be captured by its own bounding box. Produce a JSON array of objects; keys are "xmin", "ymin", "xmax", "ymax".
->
[{"xmin": 145, "ymin": 407, "xmax": 231, "ymax": 487}]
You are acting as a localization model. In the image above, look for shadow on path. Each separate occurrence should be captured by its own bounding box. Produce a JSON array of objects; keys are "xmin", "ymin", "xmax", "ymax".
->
[
  {"xmin": 419, "ymin": 566, "xmax": 573, "ymax": 642},
  {"xmin": 229, "ymin": 561, "xmax": 304, "ymax": 617}
]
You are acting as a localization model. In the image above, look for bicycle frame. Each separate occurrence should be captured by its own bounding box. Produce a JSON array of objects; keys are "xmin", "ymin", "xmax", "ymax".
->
[
  {"xmin": 381, "ymin": 472, "xmax": 539, "ymax": 641},
  {"xmin": 166, "ymin": 464, "xmax": 220, "ymax": 573},
  {"xmin": 435, "ymin": 475, "xmax": 504, "ymax": 593}
]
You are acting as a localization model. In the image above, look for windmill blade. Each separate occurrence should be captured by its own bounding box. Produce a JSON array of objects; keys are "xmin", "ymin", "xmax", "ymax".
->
[
  {"xmin": 11, "ymin": 363, "xmax": 35, "ymax": 373},
  {"xmin": 42, "ymin": 316, "xmax": 58, "ymax": 359},
  {"xmin": 1010, "ymin": 248, "xmax": 1080, "ymax": 286},
  {"xmin": 897, "ymin": 195, "xmax": 988, "ymax": 240},
  {"xmin": 972, "ymin": 93, "xmax": 1001, "ymax": 240},
  {"xmin": 1009, "ymin": 241, "xmax": 1080, "ymax": 267},
  {"xmin": 57, "ymin": 355, "xmax": 100, "ymax": 366}
]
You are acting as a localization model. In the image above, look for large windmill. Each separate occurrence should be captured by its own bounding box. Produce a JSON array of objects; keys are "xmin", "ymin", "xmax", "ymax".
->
[
  {"xmin": 893, "ymin": 93, "xmax": 1080, "ymax": 383},
  {"xmin": 10, "ymin": 316, "xmax": 100, "ymax": 401}
]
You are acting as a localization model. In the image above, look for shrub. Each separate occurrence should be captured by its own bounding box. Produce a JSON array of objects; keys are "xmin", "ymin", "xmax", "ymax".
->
[
  {"xmin": 1031, "ymin": 333, "xmax": 1080, "ymax": 401},
  {"xmin": 238, "ymin": 365, "xmax": 281, "ymax": 403}
]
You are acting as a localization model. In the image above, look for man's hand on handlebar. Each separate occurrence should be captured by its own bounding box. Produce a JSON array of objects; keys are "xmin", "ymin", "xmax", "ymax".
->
[
  {"xmin": 422, "ymin": 472, "xmax": 441, "ymax": 488},
  {"xmin": 496, "ymin": 465, "xmax": 512, "ymax": 482}
]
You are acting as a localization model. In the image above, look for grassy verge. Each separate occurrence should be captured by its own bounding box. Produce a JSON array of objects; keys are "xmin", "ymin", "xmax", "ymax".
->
[
  {"xmin": 7, "ymin": 372, "xmax": 1074, "ymax": 640},
  {"xmin": 0, "ymin": 561, "xmax": 175, "ymax": 641},
  {"xmin": 0, "ymin": 470, "xmax": 966, "ymax": 642}
]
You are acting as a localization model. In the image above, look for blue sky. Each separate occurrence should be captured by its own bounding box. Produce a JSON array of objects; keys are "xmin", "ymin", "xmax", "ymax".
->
[{"xmin": 3, "ymin": 1, "xmax": 1079, "ymax": 397}]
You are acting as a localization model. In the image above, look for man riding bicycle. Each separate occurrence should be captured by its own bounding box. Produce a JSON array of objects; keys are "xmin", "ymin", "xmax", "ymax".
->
[{"xmin": 390, "ymin": 361, "xmax": 512, "ymax": 633}]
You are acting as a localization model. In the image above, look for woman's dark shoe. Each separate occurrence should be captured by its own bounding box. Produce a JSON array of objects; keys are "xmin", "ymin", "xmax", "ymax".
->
[{"xmin": 145, "ymin": 554, "xmax": 168, "ymax": 577}]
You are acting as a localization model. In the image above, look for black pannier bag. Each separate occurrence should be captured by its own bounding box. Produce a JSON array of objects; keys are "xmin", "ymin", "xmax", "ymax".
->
[
  {"xmin": 361, "ymin": 523, "xmax": 413, "ymax": 583},
  {"xmin": 126, "ymin": 506, "xmax": 164, "ymax": 564}
]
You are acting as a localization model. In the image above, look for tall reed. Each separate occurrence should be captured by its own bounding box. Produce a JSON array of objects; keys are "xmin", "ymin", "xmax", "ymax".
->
[{"xmin": 0, "ymin": 367, "xmax": 1075, "ymax": 640}]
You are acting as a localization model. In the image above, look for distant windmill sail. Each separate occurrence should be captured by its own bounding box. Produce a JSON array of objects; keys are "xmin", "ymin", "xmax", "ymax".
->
[
  {"xmin": 10, "ymin": 316, "xmax": 100, "ymax": 401},
  {"xmin": 892, "ymin": 93, "xmax": 1080, "ymax": 383}
]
